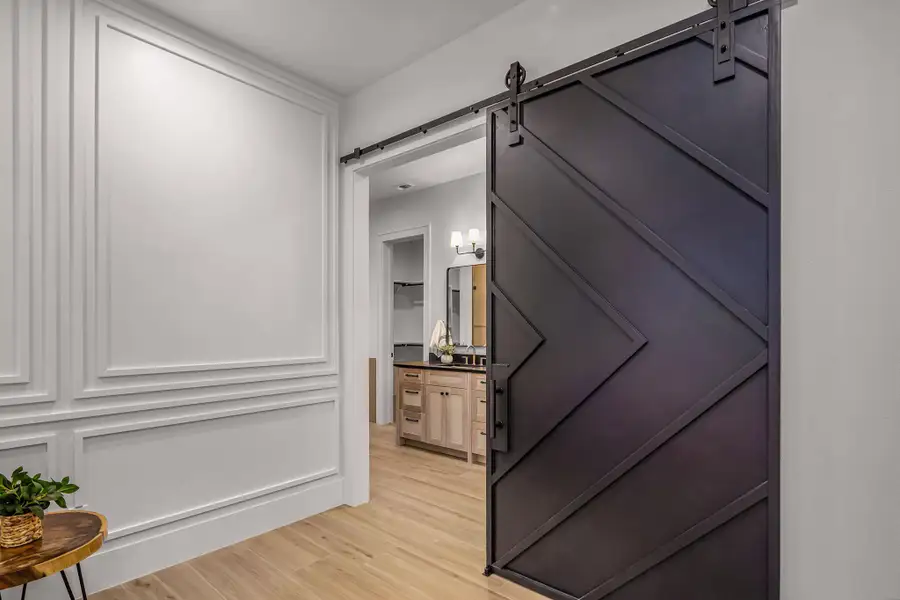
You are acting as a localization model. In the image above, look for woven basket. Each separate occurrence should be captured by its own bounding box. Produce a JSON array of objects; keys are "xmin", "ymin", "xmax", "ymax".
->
[{"xmin": 0, "ymin": 514, "xmax": 44, "ymax": 548}]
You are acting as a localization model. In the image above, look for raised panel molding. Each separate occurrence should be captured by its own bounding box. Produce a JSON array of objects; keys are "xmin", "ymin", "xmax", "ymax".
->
[
  {"xmin": 72, "ymin": 396, "xmax": 339, "ymax": 541},
  {"xmin": 71, "ymin": 6, "xmax": 340, "ymax": 400},
  {"xmin": 0, "ymin": 0, "xmax": 57, "ymax": 407},
  {"xmin": 0, "ymin": 434, "xmax": 59, "ymax": 479},
  {"xmin": 0, "ymin": 0, "xmax": 30, "ymax": 385}
]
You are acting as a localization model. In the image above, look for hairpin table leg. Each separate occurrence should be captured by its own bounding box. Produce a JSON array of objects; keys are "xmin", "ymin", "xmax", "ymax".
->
[
  {"xmin": 60, "ymin": 570, "xmax": 76, "ymax": 600},
  {"xmin": 20, "ymin": 583, "xmax": 27, "ymax": 600},
  {"xmin": 76, "ymin": 564, "xmax": 88, "ymax": 599}
]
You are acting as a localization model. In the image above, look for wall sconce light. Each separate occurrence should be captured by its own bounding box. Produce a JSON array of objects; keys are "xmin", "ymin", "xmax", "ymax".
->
[{"xmin": 451, "ymin": 229, "xmax": 485, "ymax": 259}]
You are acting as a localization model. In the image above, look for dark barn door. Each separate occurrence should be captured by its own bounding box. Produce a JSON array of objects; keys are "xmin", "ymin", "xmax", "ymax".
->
[{"xmin": 485, "ymin": 2, "xmax": 780, "ymax": 599}]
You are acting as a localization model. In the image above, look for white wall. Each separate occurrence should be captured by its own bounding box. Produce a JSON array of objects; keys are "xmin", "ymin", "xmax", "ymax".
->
[
  {"xmin": 341, "ymin": 0, "xmax": 699, "ymax": 154},
  {"xmin": 370, "ymin": 174, "xmax": 486, "ymax": 359},
  {"xmin": 346, "ymin": 1, "xmax": 900, "ymax": 599},
  {"xmin": 782, "ymin": 2, "xmax": 900, "ymax": 599},
  {"xmin": 0, "ymin": 1, "xmax": 341, "ymax": 598}
]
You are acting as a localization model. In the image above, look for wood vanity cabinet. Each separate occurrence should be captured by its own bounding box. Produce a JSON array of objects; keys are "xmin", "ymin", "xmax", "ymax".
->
[
  {"xmin": 471, "ymin": 373, "xmax": 487, "ymax": 460},
  {"xmin": 394, "ymin": 364, "xmax": 484, "ymax": 462}
]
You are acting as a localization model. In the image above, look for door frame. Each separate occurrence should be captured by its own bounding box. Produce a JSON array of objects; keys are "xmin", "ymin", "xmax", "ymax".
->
[
  {"xmin": 376, "ymin": 226, "xmax": 431, "ymax": 425},
  {"xmin": 484, "ymin": 2, "xmax": 781, "ymax": 597},
  {"xmin": 340, "ymin": 115, "xmax": 486, "ymax": 505}
]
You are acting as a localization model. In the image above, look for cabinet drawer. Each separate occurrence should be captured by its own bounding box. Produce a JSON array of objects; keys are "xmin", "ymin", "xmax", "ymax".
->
[
  {"xmin": 473, "ymin": 392, "xmax": 487, "ymax": 423},
  {"xmin": 399, "ymin": 368, "xmax": 424, "ymax": 384},
  {"xmin": 472, "ymin": 422, "xmax": 487, "ymax": 457},
  {"xmin": 471, "ymin": 373, "xmax": 487, "ymax": 392},
  {"xmin": 425, "ymin": 370, "xmax": 467, "ymax": 388},
  {"xmin": 400, "ymin": 411, "xmax": 424, "ymax": 441},
  {"xmin": 400, "ymin": 385, "xmax": 423, "ymax": 411}
]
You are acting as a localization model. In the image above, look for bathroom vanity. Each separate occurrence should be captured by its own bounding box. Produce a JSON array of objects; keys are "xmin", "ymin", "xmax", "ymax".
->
[{"xmin": 393, "ymin": 361, "xmax": 487, "ymax": 464}]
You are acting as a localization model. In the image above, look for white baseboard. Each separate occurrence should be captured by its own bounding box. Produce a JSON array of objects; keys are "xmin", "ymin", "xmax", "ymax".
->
[{"xmin": 16, "ymin": 475, "xmax": 344, "ymax": 600}]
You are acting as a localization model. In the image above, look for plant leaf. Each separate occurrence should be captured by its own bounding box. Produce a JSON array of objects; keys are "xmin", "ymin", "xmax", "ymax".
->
[{"xmin": 29, "ymin": 505, "xmax": 45, "ymax": 519}]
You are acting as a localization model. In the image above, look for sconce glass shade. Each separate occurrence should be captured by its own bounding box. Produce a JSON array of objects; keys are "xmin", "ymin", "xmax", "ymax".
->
[
  {"xmin": 467, "ymin": 228, "xmax": 481, "ymax": 244},
  {"xmin": 450, "ymin": 231, "xmax": 463, "ymax": 248}
]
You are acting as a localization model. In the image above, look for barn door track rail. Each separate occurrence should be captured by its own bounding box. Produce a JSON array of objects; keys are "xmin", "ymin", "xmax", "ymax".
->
[{"xmin": 340, "ymin": 0, "xmax": 788, "ymax": 165}]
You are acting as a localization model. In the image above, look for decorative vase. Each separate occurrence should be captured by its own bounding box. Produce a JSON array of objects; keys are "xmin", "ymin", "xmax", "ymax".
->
[
  {"xmin": 0, "ymin": 514, "xmax": 44, "ymax": 548},
  {"xmin": 440, "ymin": 353, "xmax": 454, "ymax": 364}
]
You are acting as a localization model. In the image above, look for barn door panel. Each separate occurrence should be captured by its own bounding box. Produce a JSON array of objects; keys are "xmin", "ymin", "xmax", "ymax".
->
[{"xmin": 486, "ymin": 3, "xmax": 780, "ymax": 599}]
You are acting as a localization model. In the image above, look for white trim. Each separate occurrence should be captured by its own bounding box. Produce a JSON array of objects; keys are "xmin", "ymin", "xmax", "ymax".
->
[
  {"xmin": 340, "ymin": 115, "xmax": 486, "ymax": 506},
  {"xmin": 73, "ymin": 394, "xmax": 338, "ymax": 539},
  {"xmin": 70, "ymin": 3, "xmax": 340, "ymax": 399},
  {"xmin": 0, "ymin": 433, "xmax": 60, "ymax": 478},
  {"xmin": 0, "ymin": 377, "xmax": 338, "ymax": 429},
  {"xmin": 107, "ymin": 469, "xmax": 338, "ymax": 541},
  {"xmin": 86, "ymin": 0, "xmax": 339, "ymax": 107},
  {"xmin": 376, "ymin": 226, "xmax": 431, "ymax": 424}
]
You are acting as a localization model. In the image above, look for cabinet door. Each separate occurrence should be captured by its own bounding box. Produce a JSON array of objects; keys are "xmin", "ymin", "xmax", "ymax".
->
[
  {"xmin": 400, "ymin": 411, "xmax": 424, "ymax": 441},
  {"xmin": 473, "ymin": 391, "xmax": 487, "ymax": 423},
  {"xmin": 472, "ymin": 422, "xmax": 486, "ymax": 457},
  {"xmin": 444, "ymin": 389, "xmax": 467, "ymax": 451},
  {"xmin": 400, "ymin": 385, "xmax": 423, "ymax": 411},
  {"xmin": 425, "ymin": 387, "xmax": 445, "ymax": 446}
]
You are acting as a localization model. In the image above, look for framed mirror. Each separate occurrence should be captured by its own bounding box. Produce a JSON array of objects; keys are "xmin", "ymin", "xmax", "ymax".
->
[{"xmin": 446, "ymin": 265, "xmax": 487, "ymax": 349}]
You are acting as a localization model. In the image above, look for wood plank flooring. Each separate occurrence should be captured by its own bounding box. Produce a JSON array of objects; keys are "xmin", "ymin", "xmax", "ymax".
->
[{"xmin": 93, "ymin": 425, "xmax": 542, "ymax": 600}]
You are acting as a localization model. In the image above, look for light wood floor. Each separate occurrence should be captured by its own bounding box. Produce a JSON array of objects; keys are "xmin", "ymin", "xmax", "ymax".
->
[{"xmin": 94, "ymin": 424, "xmax": 543, "ymax": 600}]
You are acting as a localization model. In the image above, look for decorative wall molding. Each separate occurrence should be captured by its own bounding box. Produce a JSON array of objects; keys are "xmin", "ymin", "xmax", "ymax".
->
[
  {"xmin": 106, "ymin": 469, "xmax": 338, "ymax": 541},
  {"xmin": 70, "ymin": 4, "xmax": 340, "ymax": 401},
  {"xmin": 0, "ymin": 0, "xmax": 57, "ymax": 408},
  {"xmin": 0, "ymin": 377, "xmax": 338, "ymax": 429},
  {"xmin": 0, "ymin": 0, "xmax": 31, "ymax": 386},
  {"xmin": 73, "ymin": 394, "xmax": 338, "ymax": 540},
  {"xmin": 0, "ymin": 433, "xmax": 60, "ymax": 479},
  {"xmin": 0, "ymin": 2, "xmax": 344, "ymax": 596}
]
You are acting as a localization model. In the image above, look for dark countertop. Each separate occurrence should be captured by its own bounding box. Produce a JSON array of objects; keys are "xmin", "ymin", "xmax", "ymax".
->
[{"xmin": 394, "ymin": 360, "xmax": 486, "ymax": 374}]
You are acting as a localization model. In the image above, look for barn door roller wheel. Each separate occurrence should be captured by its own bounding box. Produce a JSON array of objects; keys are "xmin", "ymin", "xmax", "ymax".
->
[
  {"xmin": 711, "ymin": 0, "xmax": 742, "ymax": 82},
  {"xmin": 505, "ymin": 62, "xmax": 526, "ymax": 147}
]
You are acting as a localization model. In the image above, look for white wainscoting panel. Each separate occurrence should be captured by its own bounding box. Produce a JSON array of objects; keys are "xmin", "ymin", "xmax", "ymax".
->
[
  {"xmin": 74, "ymin": 397, "xmax": 338, "ymax": 541},
  {"xmin": 0, "ymin": 0, "xmax": 55, "ymax": 406},
  {"xmin": 0, "ymin": 0, "xmax": 18, "ymax": 380},
  {"xmin": 98, "ymin": 20, "xmax": 327, "ymax": 375},
  {"xmin": 0, "ymin": 1, "xmax": 344, "ymax": 598},
  {"xmin": 0, "ymin": 434, "xmax": 57, "ymax": 479},
  {"xmin": 71, "ymin": 4, "xmax": 339, "ymax": 400}
]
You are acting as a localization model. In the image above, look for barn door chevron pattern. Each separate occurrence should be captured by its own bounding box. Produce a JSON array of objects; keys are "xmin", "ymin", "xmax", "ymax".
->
[{"xmin": 486, "ymin": 5, "xmax": 779, "ymax": 600}]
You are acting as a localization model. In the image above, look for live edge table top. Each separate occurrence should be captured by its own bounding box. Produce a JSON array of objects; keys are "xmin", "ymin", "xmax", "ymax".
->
[{"xmin": 0, "ymin": 511, "xmax": 107, "ymax": 590}]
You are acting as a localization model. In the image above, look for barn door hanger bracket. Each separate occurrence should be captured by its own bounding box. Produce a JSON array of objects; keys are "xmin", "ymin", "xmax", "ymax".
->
[
  {"xmin": 709, "ymin": 0, "xmax": 747, "ymax": 82},
  {"xmin": 505, "ymin": 62, "xmax": 526, "ymax": 147}
]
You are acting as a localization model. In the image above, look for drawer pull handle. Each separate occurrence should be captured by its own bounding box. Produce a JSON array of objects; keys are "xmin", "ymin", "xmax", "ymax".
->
[
  {"xmin": 479, "ymin": 399, "xmax": 486, "ymax": 404},
  {"xmin": 405, "ymin": 373, "xmax": 419, "ymax": 378},
  {"xmin": 479, "ymin": 432, "xmax": 486, "ymax": 436},
  {"xmin": 405, "ymin": 417, "xmax": 420, "ymax": 423},
  {"xmin": 406, "ymin": 390, "xmax": 420, "ymax": 395},
  {"xmin": 479, "ymin": 380, "xmax": 486, "ymax": 385}
]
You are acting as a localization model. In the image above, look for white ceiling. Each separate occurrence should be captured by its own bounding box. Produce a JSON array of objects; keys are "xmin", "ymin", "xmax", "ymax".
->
[
  {"xmin": 370, "ymin": 138, "xmax": 485, "ymax": 202},
  {"xmin": 135, "ymin": 0, "xmax": 526, "ymax": 95}
]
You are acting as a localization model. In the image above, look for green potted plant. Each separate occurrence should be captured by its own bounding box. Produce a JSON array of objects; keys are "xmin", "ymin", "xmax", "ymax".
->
[
  {"xmin": 438, "ymin": 342, "xmax": 456, "ymax": 364},
  {"xmin": 0, "ymin": 467, "xmax": 79, "ymax": 548}
]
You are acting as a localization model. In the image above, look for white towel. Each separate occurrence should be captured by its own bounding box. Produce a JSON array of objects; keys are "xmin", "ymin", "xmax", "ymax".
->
[{"xmin": 429, "ymin": 320, "xmax": 451, "ymax": 355}]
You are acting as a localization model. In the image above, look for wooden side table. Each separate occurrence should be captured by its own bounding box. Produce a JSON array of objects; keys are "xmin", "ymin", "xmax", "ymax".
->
[{"xmin": 0, "ymin": 511, "xmax": 107, "ymax": 600}]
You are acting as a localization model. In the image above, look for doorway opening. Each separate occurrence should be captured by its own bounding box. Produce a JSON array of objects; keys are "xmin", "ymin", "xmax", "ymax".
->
[{"xmin": 367, "ymin": 121, "xmax": 488, "ymax": 440}]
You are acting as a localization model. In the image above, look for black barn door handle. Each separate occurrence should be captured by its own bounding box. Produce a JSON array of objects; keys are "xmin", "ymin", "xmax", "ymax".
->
[{"xmin": 491, "ymin": 379, "xmax": 509, "ymax": 453}]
